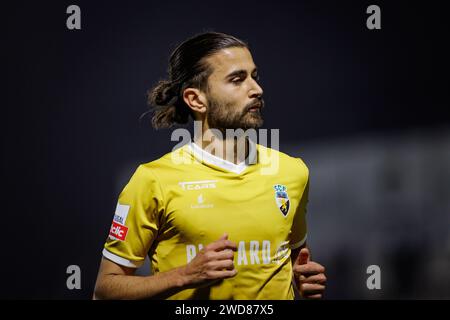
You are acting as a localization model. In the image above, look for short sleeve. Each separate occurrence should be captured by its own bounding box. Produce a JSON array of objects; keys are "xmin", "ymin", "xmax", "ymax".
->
[
  {"xmin": 102, "ymin": 165, "xmax": 164, "ymax": 268},
  {"xmin": 289, "ymin": 161, "xmax": 309, "ymax": 250}
]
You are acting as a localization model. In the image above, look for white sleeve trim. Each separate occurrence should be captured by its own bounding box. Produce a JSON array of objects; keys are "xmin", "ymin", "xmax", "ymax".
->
[
  {"xmin": 290, "ymin": 234, "xmax": 307, "ymax": 250},
  {"xmin": 102, "ymin": 249, "xmax": 144, "ymax": 268}
]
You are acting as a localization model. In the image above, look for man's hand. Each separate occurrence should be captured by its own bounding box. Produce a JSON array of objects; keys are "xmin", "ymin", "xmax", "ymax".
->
[
  {"xmin": 293, "ymin": 247, "xmax": 326, "ymax": 299},
  {"xmin": 178, "ymin": 233, "xmax": 238, "ymax": 287},
  {"xmin": 93, "ymin": 234, "xmax": 237, "ymax": 300}
]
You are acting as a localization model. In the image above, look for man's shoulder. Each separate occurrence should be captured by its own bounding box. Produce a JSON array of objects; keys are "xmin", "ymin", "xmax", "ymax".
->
[
  {"xmin": 257, "ymin": 144, "xmax": 309, "ymax": 173},
  {"xmin": 134, "ymin": 144, "xmax": 192, "ymax": 179}
]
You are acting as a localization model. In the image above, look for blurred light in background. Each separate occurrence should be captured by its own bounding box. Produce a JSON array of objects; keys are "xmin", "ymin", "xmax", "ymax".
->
[{"xmin": 286, "ymin": 126, "xmax": 450, "ymax": 299}]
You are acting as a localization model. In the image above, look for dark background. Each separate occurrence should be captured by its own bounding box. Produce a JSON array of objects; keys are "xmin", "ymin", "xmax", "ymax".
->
[{"xmin": 3, "ymin": 0, "xmax": 449, "ymax": 299}]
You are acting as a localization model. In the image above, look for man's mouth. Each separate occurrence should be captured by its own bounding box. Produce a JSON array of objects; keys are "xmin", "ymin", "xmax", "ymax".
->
[{"xmin": 247, "ymin": 102, "xmax": 262, "ymax": 112}]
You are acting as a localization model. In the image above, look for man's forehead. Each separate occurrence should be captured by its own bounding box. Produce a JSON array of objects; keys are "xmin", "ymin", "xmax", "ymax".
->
[{"xmin": 206, "ymin": 47, "xmax": 256, "ymax": 76}]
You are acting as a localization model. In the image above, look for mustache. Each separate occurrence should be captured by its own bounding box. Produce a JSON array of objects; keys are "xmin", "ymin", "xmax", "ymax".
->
[{"xmin": 244, "ymin": 98, "xmax": 265, "ymax": 112}]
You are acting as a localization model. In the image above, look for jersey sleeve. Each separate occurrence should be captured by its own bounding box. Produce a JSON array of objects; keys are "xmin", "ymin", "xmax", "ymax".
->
[
  {"xmin": 289, "ymin": 159, "xmax": 309, "ymax": 250},
  {"xmin": 102, "ymin": 164, "xmax": 164, "ymax": 268}
]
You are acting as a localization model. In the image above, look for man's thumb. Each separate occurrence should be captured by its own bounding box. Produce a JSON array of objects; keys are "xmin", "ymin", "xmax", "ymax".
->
[
  {"xmin": 219, "ymin": 233, "xmax": 228, "ymax": 241},
  {"xmin": 296, "ymin": 248, "xmax": 310, "ymax": 265}
]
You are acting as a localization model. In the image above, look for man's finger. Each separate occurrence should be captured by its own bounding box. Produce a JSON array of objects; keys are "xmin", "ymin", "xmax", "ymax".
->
[
  {"xmin": 300, "ymin": 283, "xmax": 326, "ymax": 294},
  {"xmin": 294, "ymin": 262, "xmax": 325, "ymax": 275},
  {"xmin": 214, "ymin": 249, "xmax": 235, "ymax": 261},
  {"xmin": 301, "ymin": 273, "xmax": 327, "ymax": 285},
  {"xmin": 210, "ymin": 259, "xmax": 235, "ymax": 271},
  {"xmin": 207, "ymin": 238, "xmax": 238, "ymax": 252},
  {"xmin": 295, "ymin": 247, "xmax": 310, "ymax": 265},
  {"xmin": 219, "ymin": 233, "xmax": 228, "ymax": 241},
  {"xmin": 208, "ymin": 269, "xmax": 238, "ymax": 279},
  {"xmin": 303, "ymin": 293, "xmax": 322, "ymax": 299}
]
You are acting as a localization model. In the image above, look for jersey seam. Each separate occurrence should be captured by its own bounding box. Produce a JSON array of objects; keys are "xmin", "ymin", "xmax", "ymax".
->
[
  {"xmin": 144, "ymin": 165, "xmax": 166, "ymax": 228},
  {"xmin": 298, "ymin": 158, "xmax": 309, "ymax": 215},
  {"xmin": 290, "ymin": 159, "xmax": 309, "ymax": 246}
]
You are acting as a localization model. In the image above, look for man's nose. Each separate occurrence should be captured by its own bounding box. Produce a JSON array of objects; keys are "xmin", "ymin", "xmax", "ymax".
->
[{"xmin": 249, "ymin": 80, "xmax": 263, "ymax": 98}]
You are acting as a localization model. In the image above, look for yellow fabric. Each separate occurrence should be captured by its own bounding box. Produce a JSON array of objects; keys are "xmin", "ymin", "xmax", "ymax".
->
[{"xmin": 103, "ymin": 142, "xmax": 309, "ymax": 299}]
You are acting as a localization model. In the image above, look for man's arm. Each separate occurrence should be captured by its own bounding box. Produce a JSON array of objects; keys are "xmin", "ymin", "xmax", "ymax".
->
[
  {"xmin": 93, "ymin": 257, "xmax": 187, "ymax": 300},
  {"xmin": 94, "ymin": 233, "xmax": 237, "ymax": 300}
]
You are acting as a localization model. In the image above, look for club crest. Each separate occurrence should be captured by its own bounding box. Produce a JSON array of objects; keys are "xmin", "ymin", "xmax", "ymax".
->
[{"xmin": 274, "ymin": 184, "xmax": 290, "ymax": 216}]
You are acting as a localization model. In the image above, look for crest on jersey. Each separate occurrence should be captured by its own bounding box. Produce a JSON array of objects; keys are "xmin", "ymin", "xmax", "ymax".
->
[{"xmin": 274, "ymin": 184, "xmax": 290, "ymax": 216}]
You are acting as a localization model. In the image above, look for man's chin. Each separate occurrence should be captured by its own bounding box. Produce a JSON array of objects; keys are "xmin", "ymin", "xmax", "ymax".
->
[
  {"xmin": 239, "ymin": 112, "xmax": 263, "ymax": 128},
  {"xmin": 209, "ymin": 117, "xmax": 263, "ymax": 132},
  {"xmin": 240, "ymin": 120, "xmax": 264, "ymax": 130},
  {"xmin": 246, "ymin": 115, "xmax": 264, "ymax": 129}
]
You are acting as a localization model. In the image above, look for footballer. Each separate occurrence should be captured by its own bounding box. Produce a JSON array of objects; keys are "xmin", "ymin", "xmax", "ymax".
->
[{"xmin": 93, "ymin": 32, "xmax": 326, "ymax": 300}]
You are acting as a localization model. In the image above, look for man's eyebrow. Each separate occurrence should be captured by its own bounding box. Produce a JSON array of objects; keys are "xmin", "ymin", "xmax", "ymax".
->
[{"xmin": 225, "ymin": 67, "xmax": 258, "ymax": 80}]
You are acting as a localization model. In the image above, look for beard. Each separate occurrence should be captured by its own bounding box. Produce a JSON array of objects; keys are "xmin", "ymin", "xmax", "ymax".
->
[{"xmin": 206, "ymin": 95, "xmax": 264, "ymax": 132}]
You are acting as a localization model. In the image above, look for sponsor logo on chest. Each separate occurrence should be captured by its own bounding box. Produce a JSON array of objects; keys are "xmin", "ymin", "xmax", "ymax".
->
[{"xmin": 179, "ymin": 180, "xmax": 217, "ymax": 191}]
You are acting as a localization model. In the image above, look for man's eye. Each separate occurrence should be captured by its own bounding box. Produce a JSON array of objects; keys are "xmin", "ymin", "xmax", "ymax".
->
[
  {"xmin": 231, "ymin": 78, "xmax": 243, "ymax": 83},
  {"xmin": 252, "ymin": 74, "xmax": 260, "ymax": 81}
]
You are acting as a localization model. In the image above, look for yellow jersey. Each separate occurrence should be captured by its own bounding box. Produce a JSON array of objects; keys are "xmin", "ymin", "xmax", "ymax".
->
[{"xmin": 103, "ymin": 141, "xmax": 309, "ymax": 299}]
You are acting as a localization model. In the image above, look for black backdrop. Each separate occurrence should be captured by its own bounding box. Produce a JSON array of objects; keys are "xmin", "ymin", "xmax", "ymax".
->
[{"xmin": 3, "ymin": 0, "xmax": 449, "ymax": 299}]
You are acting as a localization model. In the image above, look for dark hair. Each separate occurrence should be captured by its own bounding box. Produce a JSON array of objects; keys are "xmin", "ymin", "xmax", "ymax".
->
[{"xmin": 147, "ymin": 32, "xmax": 248, "ymax": 129}]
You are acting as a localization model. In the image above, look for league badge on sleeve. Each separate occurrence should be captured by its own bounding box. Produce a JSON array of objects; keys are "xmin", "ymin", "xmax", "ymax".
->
[
  {"xmin": 109, "ymin": 203, "xmax": 130, "ymax": 241},
  {"xmin": 274, "ymin": 184, "xmax": 290, "ymax": 216}
]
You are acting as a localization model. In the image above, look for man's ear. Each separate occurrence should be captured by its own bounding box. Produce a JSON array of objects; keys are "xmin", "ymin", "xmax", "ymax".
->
[{"xmin": 183, "ymin": 87, "xmax": 207, "ymax": 115}]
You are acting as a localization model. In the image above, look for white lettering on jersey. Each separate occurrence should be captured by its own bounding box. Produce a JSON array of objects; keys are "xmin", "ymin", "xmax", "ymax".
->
[
  {"xmin": 249, "ymin": 241, "xmax": 260, "ymax": 265},
  {"xmin": 186, "ymin": 245, "xmax": 197, "ymax": 263},
  {"xmin": 190, "ymin": 194, "xmax": 214, "ymax": 209},
  {"xmin": 186, "ymin": 244, "xmax": 205, "ymax": 263},
  {"xmin": 238, "ymin": 241, "xmax": 248, "ymax": 266},
  {"xmin": 186, "ymin": 241, "xmax": 272, "ymax": 265},
  {"xmin": 179, "ymin": 180, "xmax": 217, "ymax": 191},
  {"xmin": 262, "ymin": 240, "xmax": 271, "ymax": 264}
]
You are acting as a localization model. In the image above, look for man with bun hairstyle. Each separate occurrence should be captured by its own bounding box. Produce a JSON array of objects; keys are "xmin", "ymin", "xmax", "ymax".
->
[{"xmin": 94, "ymin": 32, "xmax": 326, "ymax": 300}]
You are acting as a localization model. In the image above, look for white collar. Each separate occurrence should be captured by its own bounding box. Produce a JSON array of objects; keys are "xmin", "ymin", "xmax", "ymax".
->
[{"xmin": 187, "ymin": 140, "xmax": 257, "ymax": 174}]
